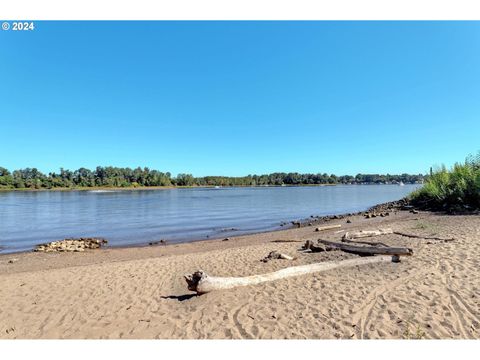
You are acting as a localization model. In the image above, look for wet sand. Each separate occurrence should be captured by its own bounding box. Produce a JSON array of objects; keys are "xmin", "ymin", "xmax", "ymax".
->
[{"xmin": 1, "ymin": 210, "xmax": 479, "ymax": 339}]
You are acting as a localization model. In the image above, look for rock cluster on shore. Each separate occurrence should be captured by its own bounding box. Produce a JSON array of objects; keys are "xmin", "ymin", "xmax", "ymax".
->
[
  {"xmin": 287, "ymin": 198, "xmax": 412, "ymax": 228},
  {"xmin": 34, "ymin": 238, "xmax": 108, "ymax": 252}
]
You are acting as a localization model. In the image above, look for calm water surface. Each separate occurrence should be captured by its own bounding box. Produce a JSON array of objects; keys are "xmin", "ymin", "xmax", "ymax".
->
[{"xmin": 0, "ymin": 185, "xmax": 420, "ymax": 253}]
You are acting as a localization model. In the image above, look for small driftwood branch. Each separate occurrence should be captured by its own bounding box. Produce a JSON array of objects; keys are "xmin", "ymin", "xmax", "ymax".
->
[
  {"xmin": 185, "ymin": 256, "xmax": 392, "ymax": 294},
  {"xmin": 393, "ymin": 231, "xmax": 455, "ymax": 242},
  {"xmin": 342, "ymin": 229, "xmax": 393, "ymax": 240},
  {"xmin": 315, "ymin": 224, "xmax": 342, "ymax": 232},
  {"xmin": 303, "ymin": 239, "xmax": 413, "ymax": 257},
  {"xmin": 302, "ymin": 240, "xmax": 337, "ymax": 252},
  {"xmin": 261, "ymin": 251, "xmax": 294, "ymax": 262},
  {"xmin": 270, "ymin": 239, "xmax": 303, "ymax": 243}
]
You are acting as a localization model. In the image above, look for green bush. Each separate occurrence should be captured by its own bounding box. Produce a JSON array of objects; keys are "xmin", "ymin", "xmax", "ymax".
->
[{"xmin": 410, "ymin": 152, "xmax": 480, "ymax": 211}]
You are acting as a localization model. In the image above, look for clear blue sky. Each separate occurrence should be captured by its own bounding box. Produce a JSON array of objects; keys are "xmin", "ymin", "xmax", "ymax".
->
[{"xmin": 1, "ymin": 21, "xmax": 479, "ymax": 176}]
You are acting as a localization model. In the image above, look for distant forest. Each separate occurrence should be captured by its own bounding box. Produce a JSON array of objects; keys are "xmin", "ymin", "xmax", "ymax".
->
[{"xmin": 0, "ymin": 166, "xmax": 425, "ymax": 190}]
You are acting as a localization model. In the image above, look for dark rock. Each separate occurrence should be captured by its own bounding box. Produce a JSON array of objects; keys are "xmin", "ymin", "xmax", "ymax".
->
[
  {"xmin": 149, "ymin": 239, "xmax": 167, "ymax": 246},
  {"xmin": 219, "ymin": 227, "xmax": 238, "ymax": 232}
]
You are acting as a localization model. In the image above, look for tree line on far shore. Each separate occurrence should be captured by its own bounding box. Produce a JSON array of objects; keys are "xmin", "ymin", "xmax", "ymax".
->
[{"xmin": 0, "ymin": 166, "xmax": 425, "ymax": 190}]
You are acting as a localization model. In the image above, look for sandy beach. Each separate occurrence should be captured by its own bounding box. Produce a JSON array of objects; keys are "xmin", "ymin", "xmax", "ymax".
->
[{"xmin": 1, "ymin": 210, "xmax": 479, "ymax": 339}]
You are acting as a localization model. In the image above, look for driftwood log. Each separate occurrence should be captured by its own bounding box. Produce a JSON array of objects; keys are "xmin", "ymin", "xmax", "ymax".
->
[
  {"xmin": 303, "ymin": 239, "xmax": 413, "ymax": 257},
  {"xmin": 343, "ymin": 229, "xmax": 393, "ymax": 240},
  {"xmin": 343, "ymin": 228, "xmax": 455, "ymax": 242},
  {"xmin": 185, "ymin": 255, "xmax": 392, "ymax": 294},
  {"xmin": 315, "ymin": 224, "xmax": 342, "ymax": 232},
  {"xmin": 341, "ymin": 237, "xmax": 390, "ymax": 247}
]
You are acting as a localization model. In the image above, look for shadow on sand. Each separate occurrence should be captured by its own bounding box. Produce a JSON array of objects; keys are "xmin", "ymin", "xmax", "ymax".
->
[{"xmin": 161, "ymin": 294, "xmax": 198, "ymax": 302}]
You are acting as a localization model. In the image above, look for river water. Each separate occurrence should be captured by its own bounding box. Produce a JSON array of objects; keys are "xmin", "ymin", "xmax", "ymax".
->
[{"xmin": 0, "ymin": 184, "xmax": 420, "ymax": 253}]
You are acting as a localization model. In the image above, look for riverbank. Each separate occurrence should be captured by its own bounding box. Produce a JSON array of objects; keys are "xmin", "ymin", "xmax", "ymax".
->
[
  {"xmin": 1, "ymin": 209, "xmax": 479, "ymax": 339},
  {"xmin": 0, "ymin": 183, "xmax": 412, "ymax": 192},
  {"xmin": 0, "ymin": 185, "xmax": 204, "ymax": 192}
]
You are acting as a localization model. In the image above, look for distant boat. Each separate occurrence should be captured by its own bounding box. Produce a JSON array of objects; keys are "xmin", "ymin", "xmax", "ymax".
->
[
  {"xmin": 214, "ymin": 186, "xmax": 220, "ymax": 189},
  {"xmin": 398, "ymin": 181, "xmax": 405, "ymax": 186},
  {"xmin": 88, "ymin": 189, "xmax": 118, "ymax": 193}
]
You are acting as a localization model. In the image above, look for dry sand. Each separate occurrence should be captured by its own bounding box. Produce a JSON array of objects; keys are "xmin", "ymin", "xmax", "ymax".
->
[{"xmin": 1, "ymin": 211, "xmax": 479, "ymax": 339}]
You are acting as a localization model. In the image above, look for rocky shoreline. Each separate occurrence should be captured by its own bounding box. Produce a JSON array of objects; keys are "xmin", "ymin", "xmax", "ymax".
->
[
  {"xmin": 34, "ymin": 238, "xmax": 108, "ymax": 253},
  {"xmin": 287, "ymin": 198, "xmax": 413, "ymax": 229}
]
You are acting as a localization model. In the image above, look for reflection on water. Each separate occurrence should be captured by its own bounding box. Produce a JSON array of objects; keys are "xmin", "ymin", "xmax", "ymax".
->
[{"xmin": 0, "ymin": 185, "xmax": 420, "ymax": 253}]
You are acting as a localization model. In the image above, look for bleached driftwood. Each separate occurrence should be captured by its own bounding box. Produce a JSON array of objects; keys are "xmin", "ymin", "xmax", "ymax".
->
[
  {"xmin": 185, "ymin": 256, "xmax": 392, "ymax": 294},
  {"xmin": 315, "ymin": 224, "xmax": 342, "ymax": 232},
  {"xmin": 302, "ymin": 239, "xmax": 413, "ymax": 258},
  {"xmin": 342, "ymin": 228, "xmax": 393, "ymax": 240},
  {"xmin": 343, "ymin": 228, "xmax": 455, "ymax": 242}
]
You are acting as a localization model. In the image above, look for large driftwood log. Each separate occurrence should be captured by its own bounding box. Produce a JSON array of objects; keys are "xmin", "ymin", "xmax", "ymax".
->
[
  {"xmin": 341, "ymin": 238, "xmax": 389, "ymax": 247},
  {"xmin": 185, "ymin": 255, "xmax": 392, "ymax": 294},
  {"xmin": 343, "ymin": 229, "xmax": 393, "ymax": 240},
  {"xmin": 304, "ymin": 239, "xmax": 413, "ymax": 257}
]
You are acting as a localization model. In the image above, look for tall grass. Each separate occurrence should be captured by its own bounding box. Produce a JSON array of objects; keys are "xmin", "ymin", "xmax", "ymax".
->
[{"xmin": 409, "ymin": 152, "xmax": 480, "ymax": 211}]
